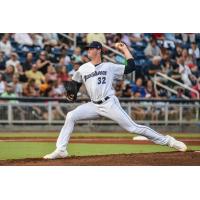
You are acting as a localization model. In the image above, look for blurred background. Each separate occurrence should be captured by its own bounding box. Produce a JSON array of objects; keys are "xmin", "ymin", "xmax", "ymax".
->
[{"xmin": 0, "ymin": 33, "xmax": 199, "ymax": 132}]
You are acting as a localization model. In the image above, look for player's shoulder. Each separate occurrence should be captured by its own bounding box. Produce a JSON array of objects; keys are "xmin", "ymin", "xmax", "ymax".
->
[
  {"xmin": 78, "ymin": 62, "xmax": 91, "ymax": 70},
  {"xmin": 101, "ymin": 62, "xmax": 115, "ymax": 66},
  {"xmin": 103, "ymin": 62, "xmax": 121, "ymax": 67}
]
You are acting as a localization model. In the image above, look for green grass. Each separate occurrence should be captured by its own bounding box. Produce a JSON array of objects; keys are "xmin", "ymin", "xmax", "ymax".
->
[
  {"xmin": 0, "ymin": 142, "xmax": 200, "ymax": 160},
  {"xmin": 0, "ymin": 132, "xmax": 200, "ymax": 138}
]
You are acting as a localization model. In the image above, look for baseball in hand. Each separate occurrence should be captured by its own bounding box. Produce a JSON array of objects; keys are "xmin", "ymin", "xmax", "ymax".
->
[{"xmin": 115, "ymin": 42, "xmax": 124, "ymax": 49}]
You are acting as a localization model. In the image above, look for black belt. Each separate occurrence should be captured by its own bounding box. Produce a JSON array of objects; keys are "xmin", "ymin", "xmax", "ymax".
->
[{"xmin": 92, "ymin": 96, "xmax": 110, "ymax": 104}]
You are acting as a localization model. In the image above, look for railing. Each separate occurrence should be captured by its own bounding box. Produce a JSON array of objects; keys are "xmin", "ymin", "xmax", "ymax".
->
[
  {"xmin": 154, "ymin": 72, "xmax": 200, "ymax": 99},
  {"xmin": 0, "ymin": 97, "xmax": 199, "ymax": 126},
  {"xmin": 58, "ymin": 33, "xmax": 77, "ymax": 49}
]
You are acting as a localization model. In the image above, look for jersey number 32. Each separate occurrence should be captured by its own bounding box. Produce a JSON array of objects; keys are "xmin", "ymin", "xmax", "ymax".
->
[{"xmin": 97, "ymin": 77, "xmax": 106, "ymax": 84}]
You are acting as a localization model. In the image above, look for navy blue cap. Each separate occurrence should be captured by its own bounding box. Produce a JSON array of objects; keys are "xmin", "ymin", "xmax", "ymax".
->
[{"xmin": 86, "ymin": 41, "xmax": 103, "ymax": 49}]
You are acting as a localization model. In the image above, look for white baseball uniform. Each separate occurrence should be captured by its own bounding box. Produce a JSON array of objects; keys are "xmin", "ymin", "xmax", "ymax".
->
[{"xmin": 56, "ymin": 61, "xmax": 169, "ymax": 151}]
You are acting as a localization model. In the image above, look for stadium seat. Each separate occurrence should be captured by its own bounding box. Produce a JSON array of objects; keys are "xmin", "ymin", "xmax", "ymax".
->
[
  {"xmin": 66, "ymin": 49, "xmax": 74, "ymax": 57},
  {"xmin": 131, "ymin": 42, "xmax": 146, "ymax": 51},
  {"xmin": 134, "ymin": 51, "xmax": 146, "ymax": 59}
]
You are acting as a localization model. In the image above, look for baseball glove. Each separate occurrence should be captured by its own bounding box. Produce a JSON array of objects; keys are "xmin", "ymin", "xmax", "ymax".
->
[{"xmin": 64, "ymin": 80, "xmax": 82, "ymax": 102}]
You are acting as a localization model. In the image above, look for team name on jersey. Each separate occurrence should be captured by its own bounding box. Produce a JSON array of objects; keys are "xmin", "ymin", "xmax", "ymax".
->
[{"xmin": 84, "ymin": 71, "xmax": 107, "ymax": 82}]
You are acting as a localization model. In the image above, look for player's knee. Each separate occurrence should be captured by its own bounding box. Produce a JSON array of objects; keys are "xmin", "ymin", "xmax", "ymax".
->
[
  {"xmin": 65, "ymin": 111, "xmax": 76, "ymax": 122},
  {"xmin": 126, "ymin": 126, "xmax": 144, "ymax": 135}
]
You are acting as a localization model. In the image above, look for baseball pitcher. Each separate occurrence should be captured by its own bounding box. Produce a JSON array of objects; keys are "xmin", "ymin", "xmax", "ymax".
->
[{"xmin": 44, "ymin": 41, "xmax": 187, "ymax": 159}]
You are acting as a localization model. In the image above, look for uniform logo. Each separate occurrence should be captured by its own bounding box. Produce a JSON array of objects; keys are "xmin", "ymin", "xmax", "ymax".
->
[{"xmin": 84, "ymin": 71, "xmax": 107, "ymax": 82}]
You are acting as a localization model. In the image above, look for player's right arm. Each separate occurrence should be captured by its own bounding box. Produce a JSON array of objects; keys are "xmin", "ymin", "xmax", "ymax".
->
[
  {"xmin": 116, "ymin": 42, "xmax": 133, "ymax": 60},
  {"xmin": 115, "ymin": 42, "xmax": 135, "ymax": 74}
]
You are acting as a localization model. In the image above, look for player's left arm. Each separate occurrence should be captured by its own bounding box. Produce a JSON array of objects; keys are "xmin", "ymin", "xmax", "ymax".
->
[
  {"xmin": 64, "ymin": 70, "xmax": 83, "ymax": 102},
  {"xmin": 64, "ymin": 80, "xmax": 82, "ymax": 101},
  {"xmin": 116, "ymin": 42, "xmax": 135, "ymax": 74}
]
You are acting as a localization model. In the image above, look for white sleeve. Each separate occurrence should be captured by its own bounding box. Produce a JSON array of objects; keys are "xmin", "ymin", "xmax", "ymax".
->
[
  {"xmin": 111, "ymin": 63, "xmax": 125, "ymax": 80},
  {"xmin": 72, "ymin": 70, "xmax": 82, "ymax": 83}
]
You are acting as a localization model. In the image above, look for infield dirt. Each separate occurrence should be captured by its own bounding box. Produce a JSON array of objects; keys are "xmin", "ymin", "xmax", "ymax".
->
[{"xmin": 0, "ymin": 152, "xmax": 200, "ymax": 166}]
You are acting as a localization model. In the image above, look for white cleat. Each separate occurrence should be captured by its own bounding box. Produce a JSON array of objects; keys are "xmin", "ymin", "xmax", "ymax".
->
[
  {"xmin": 166, "ymin": 135, "xmax": 187, "ymax": 152},
  {"xmin": 43, "ymin": 149, "xmax": 68, "ymax": 160}
]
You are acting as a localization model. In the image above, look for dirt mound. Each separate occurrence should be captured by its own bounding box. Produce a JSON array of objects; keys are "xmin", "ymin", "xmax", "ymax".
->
[{"xmin": 0, "ymin": 152, "xmax": 200, "ymax": 166}]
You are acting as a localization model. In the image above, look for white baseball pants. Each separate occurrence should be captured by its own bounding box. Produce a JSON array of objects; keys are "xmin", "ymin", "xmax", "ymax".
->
[{"xmin": 56, "ymin": 96, "xmax": 169, "ymax": 151}]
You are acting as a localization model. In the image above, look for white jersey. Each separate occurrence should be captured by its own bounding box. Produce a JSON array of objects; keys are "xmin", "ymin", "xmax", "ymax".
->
[{"xmin": 72, "ymin": 62, "xmax": 125, "ymax": 101}]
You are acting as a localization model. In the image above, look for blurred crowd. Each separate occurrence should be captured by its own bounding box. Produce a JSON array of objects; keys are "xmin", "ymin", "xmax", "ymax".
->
[{"xmin": 0, "ymin": 33, "xmax": 200, "ymax": 102}]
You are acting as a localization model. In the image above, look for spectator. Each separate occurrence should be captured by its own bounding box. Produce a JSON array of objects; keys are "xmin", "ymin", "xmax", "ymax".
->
[
  {"xmin": 122, "ymin": 83, "xmax": 132, "ymax": 98},
  {"xmin": 1, "ymin": 82, "xmax": 26, "ymax": 120},
  {"xmin": 130, "ymin": 33, "xmax": 145, "ymax": 43},
  {"xmin": 15, "ymin": 63, "xmax": 28, "ymax": 83},
  {"xmin": 43, "ymin": 44, "xmax": 56, "ymax": 62},
  {"xmin": 54, "ymin": 77, "xmax": 65, "ymax": 97},
  {"xmin": 147, "ymin": 56, "xmax": 162, "ymax": 78},
  {"xmin": 188, "ymin": 63, "xmax": 199, "ymax": 78},
  {"xmin": 162, "ymin": 60, "xmax": 173, "ymax": 75},
  {"xmin": 181, "ymin": 48, "xmax": 194, "ymax": 66},
  {"xmin": 68, "ymin": 60, "xmax": 82, "ymax": 77},
  {"xmin": 22, "ymin": 52, "xmax": 34, "ymax": 71},
  {"xmin": 1, "ymin": 82, "xmax": 25, "ymax": 120},
  {"xmin": 113, "ymin": 33, "xmax": 123, "ymax": 44},
  {"xmin": 1, "ymin": 83, "xmax": 17, "ymax": 101},
  {"xmin": 152, "ymin": 33, "xmax": 165, "ymax": 41},
  {"xmin": 31, "ymin": 33, "xmax": 44, "ymax": 47},
  {"xmin": 0, "ymin": 73, "xmax": 6, "ymax": 95},
  {"xmin": 167, "ymin": 63, "xmax": 183, "ymax": 88},
  {"xmin": 114, "ymin": 80, "xmax": 124, "ymax": 97},
  {"xmin": 6, "ymin": 52, "xmax": 21, "ymax": 73},
  {"xmin": 86, "ymin": 33, "xmax": 106, "ymax": 44},
  {"xmin": 10, "ymin": 74, "xmax": 23, "ymax": 96},
  {"xmin": 0, "ymin": 51, "xmax": 6, "ymax": 71},
  {"xmin": 169, "ymin": 85, "xmax": 185, "ymax": 99},
  {"xmin": 163, "ymin": 33, "xmax": 176, "ymax": 49},
  {"xmin": 164, "ymin": 33, "xmax": 176, "ymax": 42},
  {"xmin": 42, "ymin": 33, "xmax": 58, "ymax": 46},
  {"xmin": 0, "ymin": 34, "xmax": 12, "ymax": 57},
  {"xmin": 172, "ymin": 43, "xmax": 183, "ymax": 59},
  {"xmin": 14, "ymin": 33, "xmax": 33, "ymax": 46},
  {"xmin": 71, "ymin": 47, "xmax": 83, "ymax": 63},
  {"xmin": 81, "ymin": 50, "xmax": 90, "ymax": 63},
  {"xmin": 145, "ymin": 80, "xmax": 156, "ymax": 98},
  {"xmin": 63, "ymin": 54, "xmax": 71, "ymax": 66},
  {"xmin": 144, "ymin": 39, "xmax": 162, "ymax": 58},
  {"xmin": 36, "ymin": 51, "xmax": 51, "ymax": 75},
  {"xmin": 40, "ymin": 80, "xmax": 55, "ymax": 97},
  {"xmin": 131, "ymin": 78, "xmax": 146, "ymax": 98},
  {"xmin": 45, "ymin": 65, "xmax": 57, "ymax": 82},
  {"xmin": 121, "ymin": 34, "xmax": 132, "ymax": 47},
  {"xmin": 181, "ymin": 33, "xmax": 195, "ymax": 44},
  {"xmin": 23, "ymin": 78, "xmax": 40, "ymax": 97},
  {"xmin": 25, "ymin": 64, "xmax": 45, "ymax": 86},
  {"xmin": 191, "ymin": 78, "xmax": 200, "ymax": 99},
  {"xmin": 3, "ymin": 65, "xmax": 15, "ymax": 83},
  {"xmin": 177, "ymin": 57, "xmax": 193, "ymax": 87},
  {"xmin": 57, "ymin": 65, "xmax": 69, "ymax": 82},
  {"xmin": 188, "ymin": 42, "xmax": 200, "ymax": 60}
]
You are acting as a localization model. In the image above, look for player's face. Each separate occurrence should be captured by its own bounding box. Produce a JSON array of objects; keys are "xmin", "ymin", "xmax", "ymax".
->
[{"xmin": 87, "ymin": 48, "xmax": 100, "ymax": 60}]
